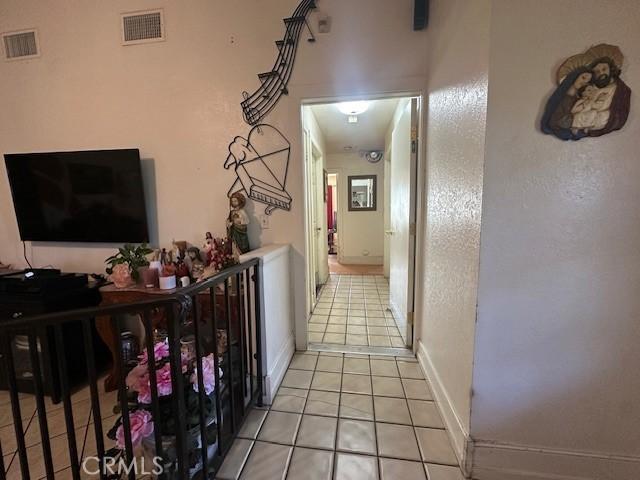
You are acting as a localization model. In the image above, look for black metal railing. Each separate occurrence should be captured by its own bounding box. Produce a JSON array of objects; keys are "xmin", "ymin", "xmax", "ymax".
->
[{"xmin": 0, "ymin": 258, "xmax": 263, "ymax": 479}]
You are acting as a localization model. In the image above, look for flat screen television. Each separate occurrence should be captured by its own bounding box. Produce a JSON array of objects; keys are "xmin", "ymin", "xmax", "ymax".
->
[{"xmin": 4, "ymin": 149, "xmax": 149, "ymax": 243}]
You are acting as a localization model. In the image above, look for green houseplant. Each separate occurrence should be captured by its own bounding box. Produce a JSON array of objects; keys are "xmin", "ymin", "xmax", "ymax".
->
[{"xmin": 105, "ymin": 243, "xmax": 154, "ymax": 282}]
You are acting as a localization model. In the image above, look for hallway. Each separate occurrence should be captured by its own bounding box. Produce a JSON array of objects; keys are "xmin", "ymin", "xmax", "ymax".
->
[
  {"xmin": 216, "ymin": 351, "xmax": 463, "ymax": 480},
  {"xmin": 308, "ymin": 275, "xmax": 409, "ymax": 352}
]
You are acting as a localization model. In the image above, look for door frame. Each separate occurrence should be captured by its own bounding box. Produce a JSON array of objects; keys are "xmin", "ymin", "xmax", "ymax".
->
[{"xmin": 301, "ymin": 91, "xmax": 426, "ymax": 353}]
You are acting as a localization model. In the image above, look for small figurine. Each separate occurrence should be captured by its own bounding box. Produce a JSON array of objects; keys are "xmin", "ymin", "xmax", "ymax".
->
[
  {"xmin": 186, "ymin": 246, "xmax": 205, "ymax": 280},
  {"xmin": 227, "ymin": 192, "xmax": 250, "ymax": 255},
  {"xmin": 204, "ymin": 232, "xmax": 214, "ymax": 266}
]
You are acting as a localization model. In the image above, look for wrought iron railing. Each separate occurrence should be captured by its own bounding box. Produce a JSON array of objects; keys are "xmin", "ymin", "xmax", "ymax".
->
[{"xmin": 0, "ymin": 258, "xmax": 263, "ymax": 479}]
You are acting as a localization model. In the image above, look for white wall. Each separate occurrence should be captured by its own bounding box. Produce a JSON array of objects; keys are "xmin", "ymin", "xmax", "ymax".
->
[
  {"xmin": 0, "ymin": 0, "xmax": 428, "ymax": 350},
  {"xmin": 326, "ymin": 153, "xmax": 385, "ymax": 264},
  {"xmin": 415, "ymin": 0, "xmax": 490, "ymax": 471},
  {"xmin": 471, "ymin": 1, "xmax": 640, "ymax": 478}
]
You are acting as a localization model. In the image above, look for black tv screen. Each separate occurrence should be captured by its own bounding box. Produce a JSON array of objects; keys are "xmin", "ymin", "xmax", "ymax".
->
[{"xmin": 4, "ymin": 149, "xmax": 149, "ymax": 243}]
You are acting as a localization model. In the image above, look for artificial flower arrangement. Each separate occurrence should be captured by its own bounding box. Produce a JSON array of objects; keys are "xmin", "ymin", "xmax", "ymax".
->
[
  {"xmin": 106, "ymin": 338, "xmax": 222, "ymax": 477},
  {"xmin": 200, "ymin": 236, "xmax": 239, "ymax": 281}
]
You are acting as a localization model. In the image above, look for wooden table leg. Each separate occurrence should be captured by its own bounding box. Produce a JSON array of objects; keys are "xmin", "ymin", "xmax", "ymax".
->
[{"xmin": 95, "ymin": 315, "xmax": 119, "ymax": 392}]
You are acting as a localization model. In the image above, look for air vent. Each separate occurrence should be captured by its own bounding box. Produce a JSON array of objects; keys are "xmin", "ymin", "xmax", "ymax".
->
[
  {"xmin": 2, "ymin": 29, "xmax": 39, "ymax": 60},
  {"xmin": 121, "ymin": 9, "xmax": 165, "ymax": 45}
]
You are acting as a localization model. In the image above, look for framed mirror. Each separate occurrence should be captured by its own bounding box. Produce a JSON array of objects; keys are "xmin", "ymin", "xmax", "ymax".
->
[{"xmin": 348, "ymin": 175, "xmax": 377, "ymax": 211}]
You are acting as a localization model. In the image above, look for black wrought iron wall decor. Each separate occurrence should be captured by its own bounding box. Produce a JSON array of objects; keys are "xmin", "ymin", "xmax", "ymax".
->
[
  {"xmin": 224, "ymin": 124, "xmax": 292, "ymax": 215},
  {"xmin": 240, "ymin": 0, "xmax": 317, "ymax": 126}
]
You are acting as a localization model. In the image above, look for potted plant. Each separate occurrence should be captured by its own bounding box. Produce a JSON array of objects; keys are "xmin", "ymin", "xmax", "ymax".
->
[{"xmin": 105, "ymin": 243, "xmax": 154, "ymax": 288}]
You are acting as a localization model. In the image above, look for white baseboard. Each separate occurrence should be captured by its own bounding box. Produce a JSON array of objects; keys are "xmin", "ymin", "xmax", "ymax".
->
[
  {"xmin": 262, "ymin": 331, "xmax": 295, "ymax": 405},
  {"xmin": 416, "ymin": 340, "xmax": 472, "ymax": 476},
  {"xmin": 472, "ymin": 441, "xmax": 640, "ymax": 480}
]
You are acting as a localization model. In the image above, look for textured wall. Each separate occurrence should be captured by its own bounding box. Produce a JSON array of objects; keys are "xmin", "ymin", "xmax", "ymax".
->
[
  {"xmin": 417, "ymin": 0, "xmax": 491, "ymax": 463},
  {"xmin": 472, "ymin": 0, "xmax": 640, "ymax": 476}
]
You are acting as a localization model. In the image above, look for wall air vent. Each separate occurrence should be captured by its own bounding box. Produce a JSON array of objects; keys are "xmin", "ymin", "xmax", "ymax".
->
[
  {"xmin": 2, "ymin": 29, "xmax": 39, "ymax": 60},
  {"xmin": 121, "ymin": 9, "xmax": 165, "ymax": 45}
]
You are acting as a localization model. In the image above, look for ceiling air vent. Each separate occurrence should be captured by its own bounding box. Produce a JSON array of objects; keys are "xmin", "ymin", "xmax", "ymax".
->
[
  {"xmin": 121, "ymin": 9, "xmax": 165, "ymax": 45},
  {"xmin": 2, "ymin": 29, "xmax": 39, "ymax": 60}
]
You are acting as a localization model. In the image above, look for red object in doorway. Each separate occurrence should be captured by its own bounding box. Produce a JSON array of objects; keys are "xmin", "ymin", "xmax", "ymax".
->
[{"xmin": 327, "ymin": 185, "xmax": 334, "ymax": 229}]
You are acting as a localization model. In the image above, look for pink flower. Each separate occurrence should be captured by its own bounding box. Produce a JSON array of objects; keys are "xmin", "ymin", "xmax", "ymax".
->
[
  {"xmin": 191, "ymin": 354, "xmax": 221, "ymax": 395},
  {"xmin": 116, "ymin": 410, "xmax": 154, "ymax": 449},
  {"xmin": 138, "ymin": 341, "xmax": 170, "ymax": 364},
  {"xmin": 137, "ymin": 363, "xmax": 173, "ymax": 404},
  {"xmin": 125, "ymin": 364, "xmax": 149, "ymax": 392}
]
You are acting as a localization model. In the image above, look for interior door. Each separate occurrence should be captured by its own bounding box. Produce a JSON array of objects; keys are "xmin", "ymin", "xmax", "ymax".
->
[
  {"xmin": 304, "ymin": 129, "xmax": 318, "ymax": 309},
  {"xmin": 388, "ymin": 98, "xmax": 419, "ymax": 346}
]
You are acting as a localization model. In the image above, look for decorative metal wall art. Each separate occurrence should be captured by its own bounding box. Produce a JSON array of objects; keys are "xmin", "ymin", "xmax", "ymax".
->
[
  {"xmin": 240, "ymin": 0, "xmax": 317, "ymax": 125},
  {"xmin": 224, "ymin": 124, "xmax": 292, "ymax": 215},
  {"xmin": 541, "ymin": 44, "xmax": 631, "ymax": 141}
]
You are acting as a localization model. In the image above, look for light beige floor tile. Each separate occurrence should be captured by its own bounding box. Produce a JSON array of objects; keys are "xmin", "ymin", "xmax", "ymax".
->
[
  {"xmin": 296, "ymin": 415, "xmax": 337, "ymax": 450},
  {"xmin": 308, "ymin": 323, "xmax": 327, "ymax": 333},
  {"xmin": 369, "ymin": 335, "xmax": 392, "ymax": 347},
  {"xmin": 334, "ymin": 453, "xmax": 379, "ymax": 480},
  {"xmin": 325, "ymin": 324, "xmax": 347, "ymax": 334},
  {"xmin": 379, "ymin": 458, "xmax": 426, "ymax": 480},
  {"xmin": 311, "ymin": 372, "xmax": 342, "ymax": 392},
  {"xmin": 282, "ymin": 369, "xmax": 314, "ymax": 390},
  {"xmin": 349, "ymin": 309, "xmax": 366, "ymax": 317},
  {"xmin": 396, "ymin": 356, "xmax": 418, "ymax": 363},
  {"xmin": 331, "ymin": 308, "xmax": 349, "ymax": 316},
  {"xmin": 372, "ymin": 377, "xmax": 404, "ymax": 398},
  {"xmin": 290, "ymin": 354, "xmax": 318, "ymax": 371},
  {"xmin": 333, "ymin": 302, "xmax": 349, "ymax": 308},
  {"xmin": 323, "ymin": 333, "xmax": 346, "ymax": 344},
  {"xmin": 316, "ymin": 355, "xmax": 344, "ymax": 373},
  {"xmin": 367, "ymin": 310, "xmax": 385, "ymax": 318},
  {"xmin": 217, "ymin": 438, "xmax": 254, "ymax": 480},
  {"xmin": 373, "ymin": 396, "xmax": 412, "ymax": 425},
  {"xmin": 343, "ymin": 357, "xmax": 370, "ymax": 375},
  {"xmin": 337, "ymin": 419, "xmax": 376, "ymax": 455},
  {"xmin": 237, "ymin": 408, "xmax": 268, "ymax": 439},
  {"xmin": 367, "ymin": 318, "xmax": 387, "ymax": 326},
  {"xmin": 423, "ymin": 463, "xmax": 464, "ymax": 480},
  {"xmin": 402, "ymin": 379, "xmax": 432, "ymax": 400},
  {"xmin": 305, "ymin": 390, "xmax": 340, "ymax": 417},
  {"xmin": 239, "ymin": 441, "xmax": 292, "ymax": 480},
  {"xmin": 390, "ymin": 337, "xmax": 406, "ymax": 348},
  {"xmin": 314, "ymin": 308, "xmax": 331, "ymax": 315},
  {"xmin": 397, "ymin": 362, "xmax": 424, "ymax": 379},
  {"xmin": 319, "ymin": 351, "xmax": 343, "ymax": 357},
  {"xmin": 368, "ymin": 326, "xmax": 388, "ymax": 336},
  {"xmin": 310, "ymin": 315, "xmax": 328, "ymax": 324},
  {"xmin": 346, "ymin": 335, "xmax": 369, "ymax": 346},
  {"xmin": 347, "ymin": 317, "xmax": 367, "ymax": 326},
  {"xmin": 388, "ymin": 328, "xmax": 402, "ymax": 337},
  {"xmin": 341, "ymin": 374, "xmax": 372, "ymax": 395},
  {"xmin": 408, "ymin": 400, "xmax": 444, "ymax": 428},
  {"xmin": 340, "ymin": 393, "xmax": 374, "ymax": 421},
  {"xmin": 309, "ymin": 332, "xmax": 325, "ymax": 342},
  {"xmin": 286, "ymin": 447, "xmax": 333, "ymax": 480},
  {"xmin": 415, "ymin": 428, "xmax": 458, "ymax": 465},
  {"xmin": 370, "ymin": 360, "xmax": 399, "ymax": 377},
  {"xmin": 272, "ymin": 388, "xmax": 308, "ymax": 414},
  {"xmin": 257, "ymin": 411, "xmax": 301, "ymax": 445},
  {"xmin": 376, "ymin": 423, "xmax": 421, "ymax": 461},
  {"xmin": 346, "ymin": 325, "xmax": 367, "ymax": 335},
  {"xmin": 328, "ymin": 316, "xmax": 348, "ymax": 325}
]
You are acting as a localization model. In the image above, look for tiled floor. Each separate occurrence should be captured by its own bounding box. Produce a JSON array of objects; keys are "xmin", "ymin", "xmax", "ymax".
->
[
  {"xmin": 309, "ymin": 275, "xmax": 408, "ymax": 350},
  {"xmin": 217, "ymin": 351, "xmax": 464, "ymax": 480},
  {"xmin": 0, "ymin": 380, "xmax": 120, "ymax": 479}
]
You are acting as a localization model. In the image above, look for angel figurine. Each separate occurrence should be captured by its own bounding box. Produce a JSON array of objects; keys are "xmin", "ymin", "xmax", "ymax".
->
[{"xmin": 227, "ymin": 192, "xmax": 250, "ymax": 255}]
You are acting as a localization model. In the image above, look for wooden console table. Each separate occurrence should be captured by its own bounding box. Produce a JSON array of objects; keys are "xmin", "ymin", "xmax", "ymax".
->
[{"xmin": 97, "ymin": 284, "xmax": 238, "ymax": 392}]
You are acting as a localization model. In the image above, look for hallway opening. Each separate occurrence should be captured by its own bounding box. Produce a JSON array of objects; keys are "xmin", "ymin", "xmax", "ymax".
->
[{"xmin": 302, "ymin": 95, "xmax": 421, "ymax": 354}]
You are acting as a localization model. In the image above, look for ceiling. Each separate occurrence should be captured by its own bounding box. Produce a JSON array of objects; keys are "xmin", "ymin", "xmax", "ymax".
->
[{"xmin": 309, "ymin": 98, "xmax": 400, "ymax": 154}]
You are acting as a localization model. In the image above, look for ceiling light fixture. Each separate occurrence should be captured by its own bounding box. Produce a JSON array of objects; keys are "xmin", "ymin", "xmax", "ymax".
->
[{"xmin": 337, "ymin": 101, "xmax": 370, "ymax": 116}]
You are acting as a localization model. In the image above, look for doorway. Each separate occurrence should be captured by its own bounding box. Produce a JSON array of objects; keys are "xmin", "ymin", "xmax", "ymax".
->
[{"xmin": 302, "ymin": 94, "xmax": 421, "ymax": 353}]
